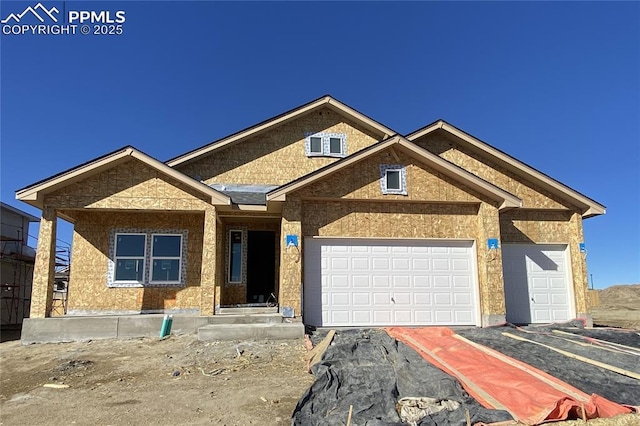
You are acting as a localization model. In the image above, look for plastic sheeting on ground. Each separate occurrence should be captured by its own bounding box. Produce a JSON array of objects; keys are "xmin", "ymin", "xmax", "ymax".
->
[
  {"xmin": 457, "ymin": 325, "xmax": 640, "ymax": 407},
  {"xmin": 291, "ymin": 329, "xmax": 513, "ymax": 426},
  {"xmin": 387, "ymin": 327, "xmax": 633, "ymax": 425}
]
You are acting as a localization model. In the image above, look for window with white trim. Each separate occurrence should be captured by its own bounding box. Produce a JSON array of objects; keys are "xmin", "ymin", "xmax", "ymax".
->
[
  {"xmin": 228, "ymin": 230, "xmax": 243, "ymax": 283},
  {"xmin": 380, "ymin": 164, "xmax": 407, "ymax": 195},
  {"xmin": 305, "ymin": 132, "xmax": 347, "ymax": 157},
  {"xmin": 109, "ymin": 229, "xmax": 187, "ymax": 287},
  {"xmin": 150, "ymin": 234, "xmax": 183, "ymax": 283},
  {"xmin": 114, "ymin": 233, "xmax": 146, "ymax": 283}
]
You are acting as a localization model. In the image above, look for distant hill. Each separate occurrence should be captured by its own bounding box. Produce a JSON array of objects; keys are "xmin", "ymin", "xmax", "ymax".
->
[
  {"xmin": 591, "ymin": 284, "xmax": 640, "ymax": 329},
  {"xmin": 598, "ymin": 284, "xmax": 640, "ymax": 309}
]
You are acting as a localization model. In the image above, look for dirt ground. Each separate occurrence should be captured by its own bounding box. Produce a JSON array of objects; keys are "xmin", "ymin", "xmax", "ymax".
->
[
  {"xmin": 1, "ymin": 285, "xmax": 639, "ymax": 426},
  {"xmin": 0, "ymin": 335, "xmax": 314, "ymax": 425}
]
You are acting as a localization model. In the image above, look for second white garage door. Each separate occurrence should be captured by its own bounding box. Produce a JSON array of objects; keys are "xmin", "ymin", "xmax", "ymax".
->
[{"xmin": 303, "ymin": 238, "xmax": 479, "ymax": 327}]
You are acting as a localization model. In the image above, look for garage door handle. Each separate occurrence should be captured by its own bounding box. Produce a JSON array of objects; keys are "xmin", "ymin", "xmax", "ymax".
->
[
  {"xmin": 391, "ymin": 296, "xmax": 395, "ymax": 304},
  {"xmin": 531, "ymin": 297, "xmax": 535, "ymax": 303}
]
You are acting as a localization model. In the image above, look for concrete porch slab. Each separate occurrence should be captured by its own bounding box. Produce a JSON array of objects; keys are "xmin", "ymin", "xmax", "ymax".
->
[{"xmin": 198, "ymin": 322, "xmax": 304, "ymax": 341}]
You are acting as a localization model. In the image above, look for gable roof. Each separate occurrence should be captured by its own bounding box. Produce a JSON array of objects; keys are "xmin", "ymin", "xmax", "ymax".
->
[
  {"xmin": 406, "ymin": 120, "xmax": 606, "ymax": 218},
  {"xmin": 267, "ymin": 135, "xmax": 522, "ymax": 211},
  {"xmin": 16, "ymin": 146, "xmax": 230, "ymax": 209},
  {"xmin": 166, "ymin": 95, "xmax": 397, "ymax": 167}
]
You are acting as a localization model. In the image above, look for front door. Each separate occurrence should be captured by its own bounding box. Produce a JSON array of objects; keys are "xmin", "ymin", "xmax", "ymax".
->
[{"xmin": 246, "ymin": 231, "xmax": 276, "ymax": 304}]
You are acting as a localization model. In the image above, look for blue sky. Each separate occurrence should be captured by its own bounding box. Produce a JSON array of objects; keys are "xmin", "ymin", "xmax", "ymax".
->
[{"xmin": 1, "ymin": 1, "xmax": 638, "ymax": 289}]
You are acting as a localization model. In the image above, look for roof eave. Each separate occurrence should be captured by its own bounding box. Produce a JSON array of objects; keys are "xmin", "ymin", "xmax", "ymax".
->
[{"xmin": 15, "ymin": 147, "xmax": 230, "ymax": 209}]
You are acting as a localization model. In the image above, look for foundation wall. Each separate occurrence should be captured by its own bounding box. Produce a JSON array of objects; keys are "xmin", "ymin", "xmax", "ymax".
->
[{"xmin": 175, "ymin": 108, "xmax": 381, "ymax": 186}]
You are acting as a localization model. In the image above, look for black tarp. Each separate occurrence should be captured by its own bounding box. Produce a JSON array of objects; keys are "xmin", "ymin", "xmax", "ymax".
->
[{"xmin": 292, "ymin": 329, "xmax": 512, "ymax": 426}]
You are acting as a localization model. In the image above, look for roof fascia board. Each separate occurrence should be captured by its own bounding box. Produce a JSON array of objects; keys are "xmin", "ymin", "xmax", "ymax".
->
[
  {"xmin": 16, "ymin": 147, "xmax": 230, "ymax": 208},
  {"xmin": 396, "ymin": 139, "xmax": 522, "ymax": 209},
  {"xmin": 166, "ymin": 96, "xmax": 395, "ymax": 167},
  {"xmin": 268, "ymin": 136, "xmax": 522, "ymax": 210},
  {"xmin": 407, "ymin": 121, "xmax": 605, "ymax": 217}
]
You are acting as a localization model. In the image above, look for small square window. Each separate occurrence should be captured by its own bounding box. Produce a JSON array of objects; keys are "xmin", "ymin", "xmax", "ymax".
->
[
  {"xmin": 380, "ymin": 165, "xmax": 407, "ymax": 195},
  {"xmin": 329, "ymin": 137, "xmax": 343, "ymax": 155},
  {"xmin": 305, "ymin": 133, "xmax": 347, "ymax": 158},
  {"xmin": 386, "ymin": 170, "xmax": 401, "ymax": 190},
  {"xmin": 309, "ymin": 137, "xmax": 322, "ymax": 154}
]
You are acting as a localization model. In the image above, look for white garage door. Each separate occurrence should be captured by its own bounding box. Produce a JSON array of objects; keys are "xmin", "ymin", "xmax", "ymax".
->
[
  {"xmin": 502, "ymin": 244, "xmax": 574, "ymax": 324},
  {"xmin": 303, "ymin": 238, "xmax": 479, "ymax": 327}
]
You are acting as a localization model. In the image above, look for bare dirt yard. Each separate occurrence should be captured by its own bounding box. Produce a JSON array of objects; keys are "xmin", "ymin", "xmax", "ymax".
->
[
  {"xmin": 1, "ymin": 336, "xmax": 314, "ymax": 425},
  {"xmin": 1, "ymin": 285, "xmax": 639, "ymax": 426}
]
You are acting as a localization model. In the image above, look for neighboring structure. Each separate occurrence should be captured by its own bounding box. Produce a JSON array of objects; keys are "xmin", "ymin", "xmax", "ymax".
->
[
  {"xmin": 16, "ymin": 96, "xmax": 605, "ymax": 327},
  {"xmin": 1, "ymin": 202, "xmax": 38, "ymax": 326}
]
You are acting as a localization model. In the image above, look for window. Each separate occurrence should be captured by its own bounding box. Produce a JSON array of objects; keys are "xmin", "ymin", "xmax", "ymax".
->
[
  {"xmin": 309, "ymin": 137, "xmax": 322, "ymax": 154},
  {"xmin": 380, "ymin": 165, "xmax": 407, "ymax": 195},
  {"xmin": 150, "ymin": 235, "xmax": 182, "ymax": 283},
  {"xmin": 109, "ymin": 229, "xmax": 187, "ymax": 287},
  {"xmin": 114, "ymin": 234, "xmax": 146, "ymax": 283},
  {"xmin": 329, "ymin": 137, "xmax": 342, "ymax": 155},
  {"xmin": 228, "ymin": 230, "xmax": 243, "ymax": 283},
  {"xmin": 305, "ymin": 132, "xmax": 347, "ymax": 157}
]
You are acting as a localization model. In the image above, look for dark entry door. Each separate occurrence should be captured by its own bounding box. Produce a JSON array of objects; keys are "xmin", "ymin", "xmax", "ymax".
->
[{"xmin": 246, "ymin": 231, "xmax": 276, "ymax": 304}]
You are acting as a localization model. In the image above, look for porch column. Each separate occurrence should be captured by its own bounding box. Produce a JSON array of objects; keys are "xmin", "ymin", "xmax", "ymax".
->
[
  {"xmin": 571, "ymin": 212, "xmax": 591, "ymax": 326},
  {"xmin": 280, "ymin": 198, "xmax": 302, "ymax": 316},
  {"xmin": 199, "ymin": 206, "xmax": 217, "ymax": 316},
  {"xmin": 31, "ymin": 206, "xmax": 57, "ymax": 318},
  {"xmin": 477, "ymin": 203, "xmax": 506, "ymax": 327}
]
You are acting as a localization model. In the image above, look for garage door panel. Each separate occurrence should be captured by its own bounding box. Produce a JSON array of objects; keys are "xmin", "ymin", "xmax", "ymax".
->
[
  {"xmin": 304, "ymin": 238, "xmax": 478, "ymax": 327},
  {"xmin": 352, "ymin": 293, "xmax": 370, "ymax": 306},
  {"xmin": 352, "ymin": 258, "xmax": 369, "ymax": 270},
  {"xmin": 413, "ymin": 276, "xmax": 431, "ymax": 288},
  {"xmin": 414, "ymin": 292, "xmax": 431, "ymax": 305},
  {"xmin": 433, "ymin": 293, "xmax": 451, "ymax": 305},
  {"xmin": 503, "ymin": 244, "xmax": 573, "ymax": 324},
  {"xmin": 393, "ymin": 276, "xmax": 410, "ymax": 288},
  {"xmin": 331, "ymin": 275, "xmax": 349, "ymax": 288},
  {"xmin": 433, "ymin": 276, "xmax": 451, "ymax": 288},
  {"xmin": 372, "ymin": 258, "xmax": 390, "ymax": 271},
  {"xmin": 433, "ymin": 259, "xmax": 450, "ymax": 271},
  {"xmin": 415, "ymin": 311, "xmax": 432, "ymax": 322},
  {"xmin": 352, "ymin": 276, "xmax": 370, "ymax": 288},
  {"xmin": 453, "ymin": 276, "xmax": 471, "ymax": 288}
]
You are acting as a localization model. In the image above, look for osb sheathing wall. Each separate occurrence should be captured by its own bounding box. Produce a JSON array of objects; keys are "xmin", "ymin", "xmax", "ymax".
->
[
  {"xmin": 67, "ymin": 211, "xmax": 205, "ymax": 314},
  {"xmin": 414, "ymin": 132, "xmax": 577, "ymax": 210},
  {"xmin": 280, "ymin": 199, "xmax": 303, "ymax": 315},
  {"xmin": 500, "ymin": 210, "xmax": 589, "ymax": 314},
  {"xmin": 416, "ymin": 132, "xmax": 589, "ymax": 315},
  {"xmin": 30, "ymin": 206, "xmax": 57, "ymax": 318},
  {"xmin": 280, "ymin": 150, "xmax": 508, "ymax": 322},
  {"xmin": 175, "ymin": 108, "xmax": 381, "ymax": 186},
  {"xmin": 45, "ymin": 159, "xmax": 213, "ymax": 211},
  {"xmin": 36, "ymin": 158, "xmax": 220, "ymax": 315}
]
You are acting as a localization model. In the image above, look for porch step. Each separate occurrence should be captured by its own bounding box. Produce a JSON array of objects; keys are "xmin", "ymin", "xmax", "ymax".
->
[
  {"xmin": 218, "ymin": 307, "xmax": 278, "ymax": 315},
  {"xmin": 207, "ymin": 313, "xmax": 283, "ymax": 325},
  {"xmin": 198, "ymin": 322, "xmax": 304, "ymax": 341}
]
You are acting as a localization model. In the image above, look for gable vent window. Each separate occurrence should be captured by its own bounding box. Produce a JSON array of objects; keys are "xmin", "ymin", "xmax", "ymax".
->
[
  {"xmin": 305, "ymin": 132, "xmax": 347, "ymax": 158},
  {"xmin": 380, "ymin": 164, "xmax": 407, "ymax": 195}
]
